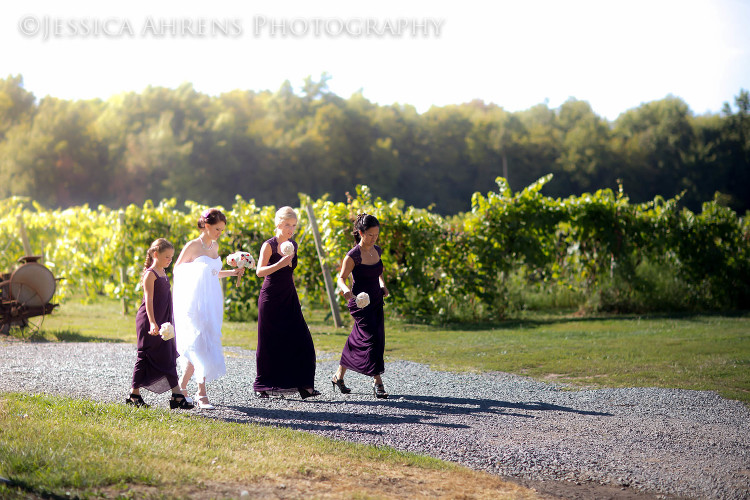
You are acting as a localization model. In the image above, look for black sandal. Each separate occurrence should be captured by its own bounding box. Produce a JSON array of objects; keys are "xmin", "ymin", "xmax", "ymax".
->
[
  {"xmin": 298, "ymin": 388, "xmax": 321, "ymax": 400},
  {"xmin": 169, "ymin": 393, "xmax": 195, "ymax": 410},
  {"xmin": 125, "ymin": 393, "xmax": 149, "ymax": 407},
  {"xmin": 331, "ymin": 375, "xmax": 351, "ymax": 394},
  {"xmin": 373, "ymin": 383, "xmax": 389, "ymax": 399}
]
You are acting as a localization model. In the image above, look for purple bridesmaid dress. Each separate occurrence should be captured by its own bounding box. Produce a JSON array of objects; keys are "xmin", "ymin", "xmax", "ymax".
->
[
  {"xmin": 131, "ymin": 269, "xmax": 179, "ymax": 393},
  {"xmin": 339, "ymin": 245, "xmax": 386, "ymax": 376},
  {"xmin": 254, "ymin": 237, "xmax": 316, "ymax": 392}
]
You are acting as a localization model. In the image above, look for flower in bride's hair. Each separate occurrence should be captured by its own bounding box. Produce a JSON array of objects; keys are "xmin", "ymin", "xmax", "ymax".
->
[
  {"xmin": 159, "ymin": 322, "xmax": 175, "ymax": 341},
  {"xmin": 355, "ymin": 292, "xmax": 370, "ymax": 309},
  {"xmin": 280, "ymin": 241, "xmax": 295, "ymax": 256},
  {"xmin": 201, "ymin": 209, "xmax": 212, "ymax": 220}
]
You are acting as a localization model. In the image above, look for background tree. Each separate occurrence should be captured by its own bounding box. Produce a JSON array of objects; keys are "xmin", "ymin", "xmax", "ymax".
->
[{"xmin": 0, "ymin": 75, "xmax": 747, "ymax": 216}]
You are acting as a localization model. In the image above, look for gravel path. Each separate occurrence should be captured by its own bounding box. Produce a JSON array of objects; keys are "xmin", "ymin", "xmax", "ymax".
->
[{"xmin": 1, "ymin": 341, "xmax": 749, "ymax": 500}]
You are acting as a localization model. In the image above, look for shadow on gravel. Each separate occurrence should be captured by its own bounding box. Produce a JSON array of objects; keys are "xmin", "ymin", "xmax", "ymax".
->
[
  {"xmin": 220, "ymin": 403, "xmax": 472, "ymax": 432},
  {"xmin": 217, "ymin": 394, "xmax": 611, "ymax": 433},
  {"xmin": 337, "ymin": 395, "xmax": 612, "ymax": 418}
]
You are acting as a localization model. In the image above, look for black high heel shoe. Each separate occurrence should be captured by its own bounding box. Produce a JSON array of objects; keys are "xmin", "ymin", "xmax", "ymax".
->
[
  {"xmin": 331, "ymin": 375, "xmax": 351, "ymax": 394},
  {"xmin": 373, "ymin": 383, "xmax": 389, "ymax": 399},
  {"xmin": 169, "ymin": 393, "xmax": 195, "ymax": 410},
  {"xmin": 125, "ymin": 393, "xmax": 149, "ymax": 407},
  {"xmin": 298, "ymin": 388, "xmax": 321, "ymax": 400}
]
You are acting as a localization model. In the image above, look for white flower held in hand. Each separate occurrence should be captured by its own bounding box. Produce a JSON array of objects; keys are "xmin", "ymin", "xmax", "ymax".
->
[
  {"xmin": 355, "ymin": 292, "xmax": 370, "ymax": 309},
  {"xmin": 280, "ymin": 240, "xmax": 295, "ymax": 256},
  {"xmin": 159, "ymin": 322, "xmax": 175, "ymax": 341}
]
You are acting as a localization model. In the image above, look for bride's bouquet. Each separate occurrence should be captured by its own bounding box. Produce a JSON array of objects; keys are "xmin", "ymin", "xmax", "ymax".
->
[{"xmin": 226, "ymin": 251, "xmax": 256, "ymax": 287}]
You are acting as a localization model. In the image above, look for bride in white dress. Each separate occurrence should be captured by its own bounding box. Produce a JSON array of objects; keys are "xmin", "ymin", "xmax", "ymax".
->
[{"xmin": 173, "ymin": 208, "xmax": 244, "ymax": 409}]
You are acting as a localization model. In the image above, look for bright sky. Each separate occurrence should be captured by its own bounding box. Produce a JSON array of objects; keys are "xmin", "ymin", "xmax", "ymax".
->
[{"xmin": 1, "ymin": 0, "xmax": 748, "ymax": 120}]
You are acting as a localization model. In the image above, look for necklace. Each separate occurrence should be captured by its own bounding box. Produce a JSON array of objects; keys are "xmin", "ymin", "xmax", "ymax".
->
[
  {"xmin": 199, "ymin": 236, "xmax": 214, "ymax": 251},
  {"xmin": 362, "ymin": 245, "xmax": 377, "ymax": 259}
]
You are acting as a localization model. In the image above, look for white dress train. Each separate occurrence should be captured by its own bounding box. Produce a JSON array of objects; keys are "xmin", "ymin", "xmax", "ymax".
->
[{"xmin": 173, "ymin": 255, "xmax": 226, "ymax": 384}]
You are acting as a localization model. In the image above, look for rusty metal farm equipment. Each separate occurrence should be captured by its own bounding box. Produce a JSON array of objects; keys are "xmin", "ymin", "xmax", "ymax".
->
[{"xmin": 0, "ymin": 256, "xmax": 58, "ymax": 336}]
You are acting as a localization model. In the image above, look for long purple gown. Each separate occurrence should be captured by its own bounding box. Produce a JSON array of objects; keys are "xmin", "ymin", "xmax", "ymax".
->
[
  {"xmin": 254, "ymin": 237, "xmax": 316, "ymax": 392},
  {"xmin": 131, "ymin": 269, "xmax": 179, "ymax": 393},
  {"xmin": 339, "ymin": 245, "xmax": 386, "ymax": 376}
]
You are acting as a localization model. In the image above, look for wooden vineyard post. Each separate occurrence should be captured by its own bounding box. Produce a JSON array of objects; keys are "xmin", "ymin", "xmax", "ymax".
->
[
  {"xmin": 304, "ymin": 203, "xmax": 343, "ymax": 328},
  {"xmin": 17, "ymin": 214, "xmax": 32, "ymax": 256},
  {"xmin": 118, "ymin": 211, "xmax": 128, "ymax": 315}
]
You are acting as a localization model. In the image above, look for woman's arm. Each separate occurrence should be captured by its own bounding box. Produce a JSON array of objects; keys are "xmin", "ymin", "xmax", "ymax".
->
[
  {"xmin": 379, "ymin": 273, "xmax": 389, "ymax": 297},
  {"xmin": 142, "ymin": 271, "xmax": 159, "ymax": 335},
  {"xmin": 255, "ymin": 242, "xmax": 293, "ymax": 278},
  {"xmin": 218, "ymin": 268, "xmax": 244, "ymax": 279},
  {"xmin": 337, "ymin": 255, "xmax": 355, "ymax": 301}
]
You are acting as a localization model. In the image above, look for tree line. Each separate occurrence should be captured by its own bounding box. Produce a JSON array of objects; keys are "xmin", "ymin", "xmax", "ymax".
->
[{"xmin": 0, "ymin": 73, "xmax": 748, "ymax": 215}]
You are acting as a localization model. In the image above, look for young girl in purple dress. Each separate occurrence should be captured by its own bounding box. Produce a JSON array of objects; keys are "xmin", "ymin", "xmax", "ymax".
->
[
  {"xmin": 332, "ymin": 214, "xmax": 390, "ymax": 399},
  {"xmin": 126, "ymin": 238, "xmax": 194, "ymax": 409}
]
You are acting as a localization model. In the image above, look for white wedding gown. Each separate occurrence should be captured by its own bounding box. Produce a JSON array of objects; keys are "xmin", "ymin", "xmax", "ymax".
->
[{"xmin": 173, "ymin": 255, "xmax": 226, "ymax": 383}]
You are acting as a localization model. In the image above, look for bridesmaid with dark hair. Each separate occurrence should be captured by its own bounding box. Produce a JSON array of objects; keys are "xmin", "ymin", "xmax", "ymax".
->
[
  {"xmin": 331, "ymin": 213, "xmax": 390, "ymax": 399},
  {"xmin": 174, "ymin": 208, "xmax": 244, "ymax": 409},
  {"xmin": 253, "ymin": 206, "xmax": 320, "ymax": 399}
]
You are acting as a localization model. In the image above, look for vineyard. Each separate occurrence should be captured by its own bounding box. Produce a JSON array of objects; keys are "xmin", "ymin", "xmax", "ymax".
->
[{"xmin": 2, "ymin": 176, "xmax": 749, "ymax": 322}]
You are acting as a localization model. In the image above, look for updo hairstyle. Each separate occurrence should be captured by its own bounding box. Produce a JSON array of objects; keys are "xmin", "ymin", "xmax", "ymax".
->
[
  {"xmin": 352, "ymin": 213, "xmax": 380, "ymax": 243},
  {"xmin": 275, "ymin": 206, "xmax": 298, "ymax": 227},
  {"xmin": 198, "ymin": 208, "xmax": 227, "ymax": 229}
]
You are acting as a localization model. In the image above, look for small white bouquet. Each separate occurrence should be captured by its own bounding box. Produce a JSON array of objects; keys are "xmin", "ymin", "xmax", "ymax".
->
[
  {"xmin": 226, "ymin": 251, "xmax": 256, "ymax": 287},
  {"xmin": 355, "ymin": 292, "xmax": 370, "ymax": 309},
  {"xmin": 159, "ymin": 322, "xmax": 175, "ymax": 341},
  {"xmin": 280, "ymin": 240, "xmax": 295, "ymax": 256}
]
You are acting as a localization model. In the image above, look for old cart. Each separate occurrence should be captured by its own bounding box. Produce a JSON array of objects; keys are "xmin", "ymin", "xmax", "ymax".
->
[{"xmin": 0, "ymin": 256, "xmax": 58, "ymax": 336}]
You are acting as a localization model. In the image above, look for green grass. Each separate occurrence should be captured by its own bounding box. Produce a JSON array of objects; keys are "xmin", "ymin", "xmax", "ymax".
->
[
  {"xmin": 0, "ymin": 393, "xmax": 533, "ymax": 499},
  {"xmin": 33, "ymin": 298, "xmax": 750, "ymax": 404}
]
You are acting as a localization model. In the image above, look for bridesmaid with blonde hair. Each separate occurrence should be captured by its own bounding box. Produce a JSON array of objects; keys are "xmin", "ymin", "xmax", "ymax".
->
[{"xmin": 253, "ymin": 206, "xmax": 320, "ymax": 399}]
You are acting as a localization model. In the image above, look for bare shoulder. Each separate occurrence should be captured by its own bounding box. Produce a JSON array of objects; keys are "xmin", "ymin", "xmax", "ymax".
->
[
  {"xmin": 176, "ymin": 239, "xmax": 201, "ymax": 265},
  {"xmin": 258, "ymin": 240, "xmax": 272, "ymax": 259},
  {"xmin": 340, "ymin": 254, "xmax": 355, "ymax": 275},
  {"xmin": 142, "ymin": 269, "xmax": 156, "ymax": 288}
]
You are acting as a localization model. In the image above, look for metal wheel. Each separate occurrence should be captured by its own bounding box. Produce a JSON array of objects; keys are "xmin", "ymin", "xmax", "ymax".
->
[{"xmin": 5, "ymin": 283, "xmax": 46, "ymax": 338}]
